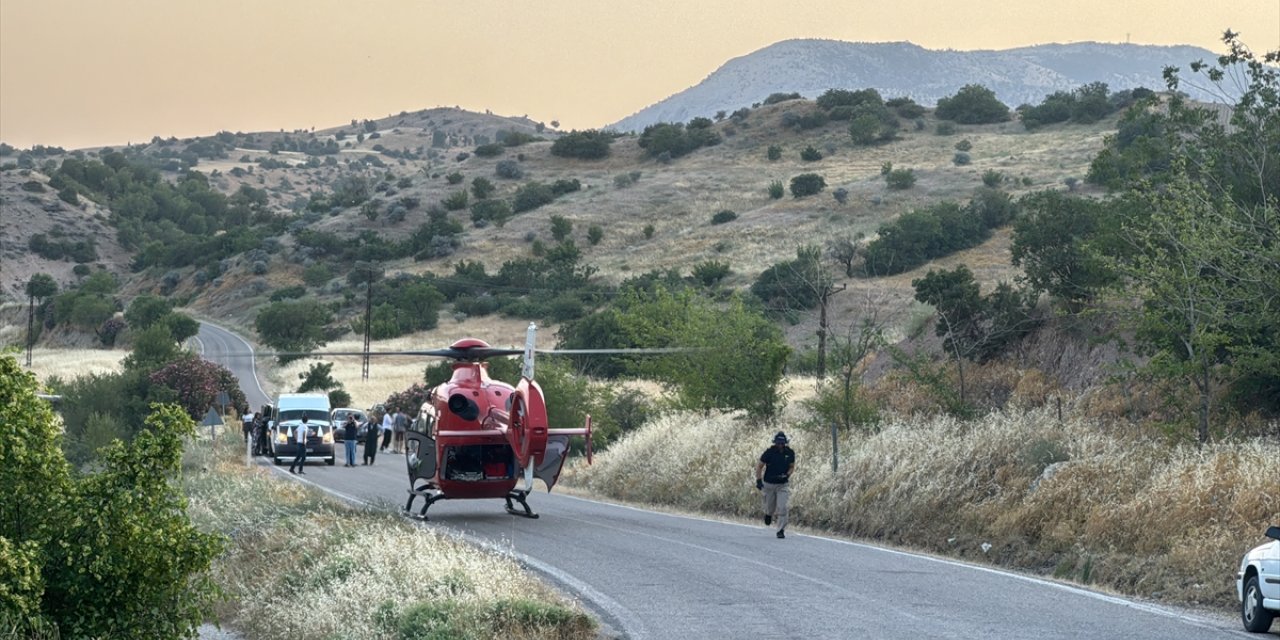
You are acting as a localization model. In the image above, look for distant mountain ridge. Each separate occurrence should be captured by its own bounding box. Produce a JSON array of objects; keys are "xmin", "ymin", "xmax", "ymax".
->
[{"xmin": 609, "ymin": 39, "xmax": 1217, "ymax": 132}]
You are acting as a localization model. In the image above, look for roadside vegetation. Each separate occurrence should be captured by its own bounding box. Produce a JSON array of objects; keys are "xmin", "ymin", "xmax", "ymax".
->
[
  {"xmin": 183, "ymin": 429, "xmax": 595, "ymax": 640},
  {"xmin": 562, "ymin": 405, "xmax": 1280, "ymax": 609}
]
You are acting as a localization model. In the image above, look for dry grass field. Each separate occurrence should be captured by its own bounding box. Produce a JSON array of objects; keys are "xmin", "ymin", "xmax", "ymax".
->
[
  {"xmin": 13, "ymin": 347, "xmax": 128, "ymax": 383},
  {"xmin": 563, "ymin": 404, "xmax": 1280, "ymax": 610}
]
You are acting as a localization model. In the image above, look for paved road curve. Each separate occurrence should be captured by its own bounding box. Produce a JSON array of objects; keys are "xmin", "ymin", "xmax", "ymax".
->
[{"xmin": 196, "ymin": 322, "xmax": 1251, "ymax": 640}]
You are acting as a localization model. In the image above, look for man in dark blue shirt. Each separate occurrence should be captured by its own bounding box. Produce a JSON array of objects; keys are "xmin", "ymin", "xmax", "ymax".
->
[{"xmin": 755, "ymin": 431, "xmax": 795, "ymax": 538}]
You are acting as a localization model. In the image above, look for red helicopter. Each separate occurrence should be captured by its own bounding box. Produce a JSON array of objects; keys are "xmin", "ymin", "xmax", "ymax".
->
[
  {"xmin": 244, "ymin": 323, "xmax": 682, "ymax": 519},
  {"xmin": 401, "ymin": 330, "xmax": 593, "ymax": 520}
]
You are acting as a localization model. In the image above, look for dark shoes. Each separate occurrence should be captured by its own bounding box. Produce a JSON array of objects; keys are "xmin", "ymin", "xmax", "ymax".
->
[
  {"xmin": 777, "ymin": 529, "xmax": 785, "ymax": 539},
  {"xmin": 764, "ymin": 515, "xmax": 772, "ymax": 526},
  {"xmin": 289, "ymin": 469, "xmax": 296, "ymax": 474}
]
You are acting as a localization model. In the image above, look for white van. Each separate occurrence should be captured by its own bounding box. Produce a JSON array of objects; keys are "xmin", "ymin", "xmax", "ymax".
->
[{"xmin": 270, "ymin": 393, "xmax": 335, "ymax": 466}]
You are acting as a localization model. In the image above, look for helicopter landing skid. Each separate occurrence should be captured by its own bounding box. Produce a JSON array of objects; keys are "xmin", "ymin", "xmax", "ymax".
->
[
  {"xmin": 504, "ymin": 491, "xmax": 539, "ymax": 519},
  {"xmin": 405, "ymin": 488, "xmax": 448, "ymax": 521}
]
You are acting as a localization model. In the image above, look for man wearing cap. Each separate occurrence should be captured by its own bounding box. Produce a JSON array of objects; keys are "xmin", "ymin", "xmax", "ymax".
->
[{"xmin": 755, "ymin": 431, "xmax": 795, "ymax": 538}]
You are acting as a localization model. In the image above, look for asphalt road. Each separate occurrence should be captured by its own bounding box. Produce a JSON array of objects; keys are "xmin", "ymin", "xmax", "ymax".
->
[{"xmin": 195, "ymin": 322, "xmax": 1255, "ymax": 640}]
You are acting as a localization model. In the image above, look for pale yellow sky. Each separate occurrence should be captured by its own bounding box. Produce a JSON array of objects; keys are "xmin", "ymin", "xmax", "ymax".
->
[{"xmin": 1, "ymin": 0, "xmax": 1277, "ymax": 150}]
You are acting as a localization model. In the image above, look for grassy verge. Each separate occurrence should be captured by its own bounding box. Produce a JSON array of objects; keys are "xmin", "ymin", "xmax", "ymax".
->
[
  {"xmin": 561, "ymin": 405, "xmax": 1279, "ymax": 609},
  {"xmin": 182, "ymin": 433, "xmax": 595, "ymax": 640}
]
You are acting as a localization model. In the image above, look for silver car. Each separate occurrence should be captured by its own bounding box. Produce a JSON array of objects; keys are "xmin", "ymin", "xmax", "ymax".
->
[{"xmin": 1237, "ymin": 525, "xmax": 1280, "ymax": 633}]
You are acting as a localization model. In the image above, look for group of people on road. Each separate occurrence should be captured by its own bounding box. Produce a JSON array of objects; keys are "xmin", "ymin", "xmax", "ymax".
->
[
  {"xmin": 241, "ymin": 405, "xmax": 413, "ymax": 471},
  {"xmin": 241, "ymin": 409, "xmax": 273, "ymax": 457}
]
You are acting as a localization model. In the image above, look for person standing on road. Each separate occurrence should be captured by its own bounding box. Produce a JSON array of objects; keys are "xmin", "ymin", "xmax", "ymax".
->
[
  {"xmin": 252, "ymin": 412, "xmax": 268, "ymax": 455},
  {"xmin": 393, "ymin": 409, "xmax": 408, "ymax": 454},
  {"xmin": 380, "ymin": 409, "xmax": 394, "ymax": 452},
  {"xmin": 289, "ymin": 416, "xmax": 311, "ymax": 475},
  {"xmin": 363, "ymin": 415, "xmax": 380, "ymax": 465},
  {"xmin": 342, "ymin": 414, "xmax": 359, "ymax": 467},
  {"xmin": 755, "ymin": 431, "xmax": 795, "ymax": 539}
]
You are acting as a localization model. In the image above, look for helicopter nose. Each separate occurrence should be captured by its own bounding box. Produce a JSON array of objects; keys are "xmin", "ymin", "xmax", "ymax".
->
[{"xmin": 447, "ymin": 394, "xmax": 480, "ymax": 421}]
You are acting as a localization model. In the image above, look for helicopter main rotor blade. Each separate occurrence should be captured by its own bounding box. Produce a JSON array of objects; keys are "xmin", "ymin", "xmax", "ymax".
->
[
  {"xmin": 534, "ymin": 348, "xmax": 696, "ymax": 355},
  {"xmin": 212, "ymin": 348, "xmax": 527, "ymax": 360}
]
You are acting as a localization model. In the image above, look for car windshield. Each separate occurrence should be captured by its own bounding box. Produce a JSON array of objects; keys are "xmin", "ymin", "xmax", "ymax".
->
[
  {"xmin": 279, "ymin": 409, "xmax": 330, "ymax": 423},
  {"xmin": 333, "ymin": 410, "xmax": 366, "ymax": 422}
]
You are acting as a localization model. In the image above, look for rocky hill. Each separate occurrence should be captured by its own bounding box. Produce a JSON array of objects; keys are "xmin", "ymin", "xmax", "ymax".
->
[
  {"xmin": 1, "ymin": 94, "xmax": 1119, "ymax": 350},
  {"xmin": 609, "ymin": 40, "xmax": 1215, "ymax": 132}
]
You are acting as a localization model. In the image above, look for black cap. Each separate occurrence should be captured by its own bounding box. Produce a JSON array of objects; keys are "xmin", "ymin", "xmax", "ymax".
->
[{"xmin": 773, "ymin": 431, "xmax": 788, "ymax": 444}]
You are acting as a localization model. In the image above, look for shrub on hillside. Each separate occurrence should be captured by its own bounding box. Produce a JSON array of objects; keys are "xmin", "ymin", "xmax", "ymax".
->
[
  {"xmin": 767, "ymin": 145, "xmax": 782, "ymax": 161},
  {"xmin": 474, "ymin": 143, "xmax": 504, "ymax": 158},
  {"xmin": 711, "ymin": 210, "xmax": 738, "ymax": 225},
  {"xmin": 800, "ymin": 146, "xmax": 823, "ymax": 161},
  {"xmin": 789, "ymin": 173, "xmax": 825, "ymax": 198},
  {"xmin": 935, "ymin": 84, "xmax": 1011, "ymax": 124},
  {"xmin": 885, "ymin": 168, "xmax": 917, "ymax": 190},
  {"xmin": 512, "ymin": 181, "xmax": 556, "ymax": 213},
  {"xmin": 495, "ymin": 160, "xmax": 523, "ymax": 179},
  {"xmin": 768, "ymin": 181, "xmax": 784, "ymax": 199},
  {"xmin": 550, "ymin": 129, "xmax": 613, "ymax": 159},
  {"xmin": 470, "ymin": 198, "xmax": 512, "ymax": 227},
  {"xmin": 763, "ymin": 92, "xmax": 802, "ymax": 105},
  {"xmin": 638, "ymin": 121, "xmax": 720, "ymax": 159}
]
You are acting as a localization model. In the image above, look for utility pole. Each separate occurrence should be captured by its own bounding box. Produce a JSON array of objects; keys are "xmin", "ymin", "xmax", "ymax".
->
[
  {"xmin": 362, "ymin": 271, "xmax": 373, "ymax": 381},
  {"xmin": 353, "ymin": 261, "xmax": 383, "ymax": 381},
  {"xmin": 815, "ymin": 283, "xmax": 846, "ymax": 381}
]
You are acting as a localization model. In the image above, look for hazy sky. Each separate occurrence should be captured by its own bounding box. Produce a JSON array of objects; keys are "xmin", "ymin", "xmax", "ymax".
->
[{"xmin": 2, "ymin": 0, "xmax": 1277, "ymax": 150}]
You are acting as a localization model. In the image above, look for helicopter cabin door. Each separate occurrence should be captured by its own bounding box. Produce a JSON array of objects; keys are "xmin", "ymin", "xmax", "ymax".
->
[
  {"xmin": 405, "ymin": 430, "xmax": 437, "ymax": 482},
  {"xmin": 532, "ymin": 435, "xmax": 570, "ymax": 491}
]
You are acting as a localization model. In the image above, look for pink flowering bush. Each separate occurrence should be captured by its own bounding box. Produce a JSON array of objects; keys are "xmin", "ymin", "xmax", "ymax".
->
[
  {"xmin": 384, "ymin": 382, "xmax": 431, "ymax": 416},
  {"xmin": 149, "ymin": 355, "xmax": 248, "ymax": 418}
]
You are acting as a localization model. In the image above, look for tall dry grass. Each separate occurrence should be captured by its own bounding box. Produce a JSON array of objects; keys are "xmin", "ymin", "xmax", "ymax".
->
[
  {"xmin": 563, "ymin": 404, "xmax": 1279, "ymax": 609},
  {"xmin": 15, "ymin": 347, "xmax": 128, "ymax": 383},
  {"xmin": 183, "ymin": 431, "xmax": 594, "ymax": 640}
]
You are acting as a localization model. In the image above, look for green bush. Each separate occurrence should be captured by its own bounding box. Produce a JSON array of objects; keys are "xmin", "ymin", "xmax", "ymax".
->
[
  {"xmin": 955, "ymin": 139, "xmax": 972, "ymax": 152},
  {"xmin": 474, "ymin": 143, "xmax": 504, "ymax": 157},
  {"xmin": 470, "ymin": 177, "xmax": 495, "ymax": 200},
  {"xmin": 691, "ymin": 260, "xmax": 731, "ymax": 286},
  {"xmin": 512, "ymin": 182, "xmax": 555, "ymax": 213},
  {"xmin": 470, "ymin": 199, "xmax": 512, "ymax": 227},
  {"xmin": 800, "ymin": 146, "xmax": 823, "ymax": 161},
  {"xmin": 303, "ymin": 263, "xmax": 332, "ymax": 287},
  {"xmin": 935, "ymin": 121, "xmax": 958, "ymax": 136},
  {"xmin": 982, "ymin": 170, "xmax": 1004, "ymax": 188},
  {"xmin": 550, "ymin": 130, "xmax": 612, "ymax": 159},
  {"xmin": 885, "ymin": 168, "xmax": 917, "ymax": 190},
  {"xmin": 0, "ymin": 365, "xmax": 224, "ymax": 640},
  {"xmin": 935, "ymin": 84, "xmax": 1011, "ymax": 124},
  {"xmin": 442, "ymin": 190, "xmax": 469, "ymax": 211},
  {"xmin": 587, "ymin": 225, "xmax": 603, "ymax": 246},
  {"xmin": 953, "ymin": 152, "xmax": 972, "ymax": 166},
  {"xmin": 637, "ymin": 121, "xmax": 720, "ymax": 159},
  {"xmin": 711, "ymin": 210, "xmax": 737, "ymax": 225},
  {"xmin": 763, "ymin": 92, "xmax": 802, "ymax": 105},
  {"xmin": 789, "ymin": 173, "xmax": 826, "ymax": 197},
  {"xmin": 767, "ymin": 145, "xmax": 782, "ymax": 161},
  {"xmin": 768, "ymin": 181, "xmax": 785, "ymax": 199},
  {"xmin": 445, "ymin": 171, "xmax": 464, "ymax": 184}
]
